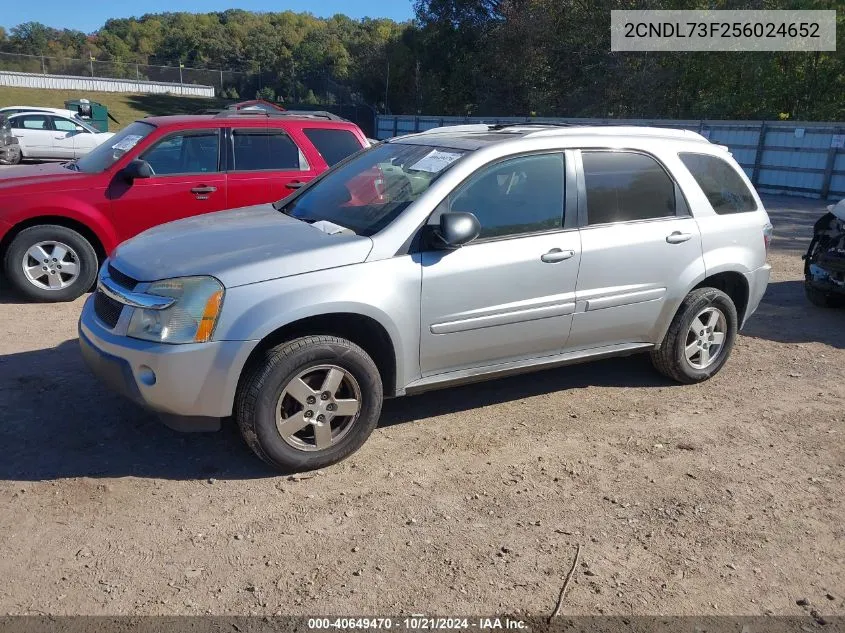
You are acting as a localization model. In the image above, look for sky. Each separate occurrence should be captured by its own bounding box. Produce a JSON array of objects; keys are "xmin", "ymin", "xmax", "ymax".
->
[{"xmin": 3, "ymin": 0, "xmax": 416, "ymax": 33}]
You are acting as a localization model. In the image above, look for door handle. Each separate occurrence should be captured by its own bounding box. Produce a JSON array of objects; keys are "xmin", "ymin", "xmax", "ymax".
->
[
  {"xmin": 666, "ymin": 231, "xmax": 693, "ymax": 244},
  {"xmin": 286, "ymin": 181, "xmax": 304, "ymax": 190},
  {"xmin": 541, "ymin": 248, "xmax": 575, "ymax": 263},
  {"xmin": 191, "ymin": 186, "xmax": 217, "ymax": 195}
]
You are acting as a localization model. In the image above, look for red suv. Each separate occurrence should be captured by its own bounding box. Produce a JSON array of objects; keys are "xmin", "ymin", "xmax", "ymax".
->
[{"xmin": 0, "ymin": 111, "xmax": 369, "ymax": 301}]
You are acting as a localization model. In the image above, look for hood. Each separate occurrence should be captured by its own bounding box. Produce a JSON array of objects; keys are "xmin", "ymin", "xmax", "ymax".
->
[
  {"xmin": 110, "ymin": 205, "xmax": 374, "ymax": 288},
  {"xmin": 0, "ymin": 162, "xmax": 92, "ymax": 192}
]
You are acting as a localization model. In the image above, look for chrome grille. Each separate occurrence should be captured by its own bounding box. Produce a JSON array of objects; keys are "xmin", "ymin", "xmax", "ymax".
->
[{"xmin": 93, "ymin": 291, "xmax": 123, "ymax": 329}]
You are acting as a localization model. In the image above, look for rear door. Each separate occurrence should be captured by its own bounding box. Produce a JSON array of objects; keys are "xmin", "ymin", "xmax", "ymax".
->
[
  {"xmin": 567, "ymin": 149, "xmax": 705, "ymax": 350},
  {"xmin": 10, "ymin": 114, "xmax": 53, "ymax": 158},
  {"xmin": 226, "ymin": 126, "xmax": 318, "ymax": 206},
  {"xmin": 108, "ymin": 128, "xmax": 228, "ymax": 242}
]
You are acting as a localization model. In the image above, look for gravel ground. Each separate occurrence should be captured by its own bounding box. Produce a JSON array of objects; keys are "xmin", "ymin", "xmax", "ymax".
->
[{"xmin": 0, "ymin": 195, "xmax": 842, "ymax": 618}]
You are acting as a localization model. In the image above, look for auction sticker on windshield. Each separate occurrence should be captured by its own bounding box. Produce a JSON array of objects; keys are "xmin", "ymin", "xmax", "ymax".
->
[
  {"xmin": 409, "ymin": 149, "xmax": 464, "ymax": 173},
  {"xmin": 112, "ymin": 135, "xmax": 144, "ymax": 152}
]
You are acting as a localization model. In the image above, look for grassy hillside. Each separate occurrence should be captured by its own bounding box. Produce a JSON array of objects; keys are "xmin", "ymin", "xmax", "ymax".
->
[{"xmin": 0, "ymin": 87, "xmax": 229, "ymax": 131}]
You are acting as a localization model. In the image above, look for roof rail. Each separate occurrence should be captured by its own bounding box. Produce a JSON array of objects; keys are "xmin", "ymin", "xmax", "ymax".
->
[
  {"xmin": 212, "ymin": 109, "xmax": 349, "ymax": 122},
  {"xmin": 489, "ymin": 122, "xmax": 577, "ymax": 130}
]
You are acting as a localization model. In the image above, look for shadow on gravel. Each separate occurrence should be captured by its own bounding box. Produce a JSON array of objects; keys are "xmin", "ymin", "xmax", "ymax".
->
[
  {"xmin": 381, "ymin": 353, "xmax": 669, "ymax": 427},
  {"xmin": 743, "ymin": 280, "xmax": 845, "ymax": 348},
  {"xmin": 0, "ymin": 337, "xmax": 670, "ymax": 481},
  {"xmin": 0, "ymin": 339, "xmax": 273, "ymax": 482}
]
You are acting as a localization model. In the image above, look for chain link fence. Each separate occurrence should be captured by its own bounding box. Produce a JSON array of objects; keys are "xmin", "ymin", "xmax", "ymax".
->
[{"xmin": 0, "ymin": 51, "xmax": 262, "ymax": 98}]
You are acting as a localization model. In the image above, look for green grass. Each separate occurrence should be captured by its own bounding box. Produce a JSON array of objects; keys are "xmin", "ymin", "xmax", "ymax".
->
[{"xmin": 0, "ymin": 87, "xmax": 230, "ymax": 131}]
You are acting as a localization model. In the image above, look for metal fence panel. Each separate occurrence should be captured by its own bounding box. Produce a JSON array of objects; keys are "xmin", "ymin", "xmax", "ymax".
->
[
  {"xmin": 0, "ymin": 70, "xmax": 215, "ymax": 97},
  {"xmin": 376, "ymin": 114, "xmax": 845, "ymax": 199}
]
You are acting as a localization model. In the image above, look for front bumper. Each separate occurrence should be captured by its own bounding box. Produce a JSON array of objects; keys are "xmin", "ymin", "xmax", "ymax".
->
[
  {"xmin": 741, "ymin": 263, "xmax": 772, "ymax": 327},
  {"xmin": 79, "ymin": 294, "xmax": 258, "ymax": 429}
]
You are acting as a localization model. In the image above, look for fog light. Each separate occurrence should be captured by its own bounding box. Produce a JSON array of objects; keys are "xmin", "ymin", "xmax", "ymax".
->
[{"xmin": 137, "ymin": 365, "xmax": 157, "ymax": 386}]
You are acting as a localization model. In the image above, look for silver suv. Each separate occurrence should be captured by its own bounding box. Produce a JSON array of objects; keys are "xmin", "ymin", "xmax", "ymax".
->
[{"xmin": 79, "ymin": 124, "xmax": 773, "ymax": 472}]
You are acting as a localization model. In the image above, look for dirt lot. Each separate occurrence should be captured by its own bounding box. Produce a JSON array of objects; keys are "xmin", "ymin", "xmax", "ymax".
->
[{"xmin": 0, "ymin": 195, "xmax": 842, "ymax": 618}]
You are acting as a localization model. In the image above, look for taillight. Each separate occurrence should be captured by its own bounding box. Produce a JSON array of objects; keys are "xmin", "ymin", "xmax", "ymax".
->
[{"xmin": 763, "ymin": 223, "xmax": 773, "ymax": 260}]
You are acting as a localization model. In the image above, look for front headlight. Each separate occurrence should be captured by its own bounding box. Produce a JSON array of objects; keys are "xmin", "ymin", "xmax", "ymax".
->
[{"xmin": 127, "ymin": 276, "xmax": 224, "ymax": 344}]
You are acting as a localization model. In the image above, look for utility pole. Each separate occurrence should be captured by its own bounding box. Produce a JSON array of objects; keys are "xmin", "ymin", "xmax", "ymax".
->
[
  {"xmin": 415, "ymin": 58, "xmax": 421, "ymax": 114},
  {"xmin": 384, "ymin": 56, "xmax": 390, "ymax": 115},
  {"xmin": 89, "ymin": 52, "xmax": 95, "ymax": 77},
  {"xmin": 179, "ymin": 62, "xmax": 184, "ymax": 95}
]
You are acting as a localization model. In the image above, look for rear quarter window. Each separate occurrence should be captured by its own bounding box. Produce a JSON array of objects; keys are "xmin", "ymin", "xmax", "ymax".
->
[
  {"xmin": 303, "ymin": 128, "xmax": 363, "ymax": 166},
  {"xmin": 679, "ymin": 152, "xmax": 757, "ymax": 214}
]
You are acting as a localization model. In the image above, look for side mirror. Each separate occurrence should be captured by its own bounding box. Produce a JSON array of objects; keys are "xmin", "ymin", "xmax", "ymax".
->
[
  {"xmin": 434, "ymin": 212, "xmax": 481, "ymax": 249},
  {"xmin": 122, "ymin": 159, "xmax": 153, "ymax": 182}
]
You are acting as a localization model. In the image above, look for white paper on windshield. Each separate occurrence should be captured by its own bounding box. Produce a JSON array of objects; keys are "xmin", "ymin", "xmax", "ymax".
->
[
  {"xmin": 111, "ymin": 135, "xmax": 143, "ymax": 152},
  {"xmin": 409, "ymin": 149, "xmax": 463, "ymax": 173}
]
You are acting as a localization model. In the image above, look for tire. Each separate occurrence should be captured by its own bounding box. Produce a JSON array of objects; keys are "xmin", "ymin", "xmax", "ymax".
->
[
  {"xmin": 236, "ymin": 335, "xmax": 383, "ymax": 473},
  {"xmin": 650, "ymin": 287, "xmax": 738, "ymax": 384},
  {"xmin": 4, "ymin": 225, "xmax": 99, "ymax": 302},
  {"xmin": 0, "ymin": 149, "xmax": 21, "ymax": 165},
  {"xmin": 804, "ymin": 284, "xmax": 844, "ymax": 309}
]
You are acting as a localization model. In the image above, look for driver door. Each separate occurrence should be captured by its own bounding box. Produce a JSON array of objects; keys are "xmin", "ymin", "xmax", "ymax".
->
[
  {"xmin": 419, "ymin": 152, "xmax": 581, "ymax": 376},
  {"xmin": 108, "ymin": 129, "xmax": 228, "ymax": 242},
  {"xmin": 49, "ymin": 116, "xmax": 80, "ymax": 159}
]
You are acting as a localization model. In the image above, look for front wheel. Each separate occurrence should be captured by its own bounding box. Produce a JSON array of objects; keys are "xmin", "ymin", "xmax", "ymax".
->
[
  {"xmin": 4, "ymin": 225, "xmax": 99, "ymax": 302},
  {"xmin": 235, "ymin": 335, "xmax": 383, "ymax": 473},
  {"xmin": 650, "ymin": 287, "xmax": 738, "ymax": 384}
]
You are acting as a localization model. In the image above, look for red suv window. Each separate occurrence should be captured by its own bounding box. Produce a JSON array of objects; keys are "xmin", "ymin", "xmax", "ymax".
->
[{"xmin": 302, "ymin": 128, "xmax": 363, "ymax": 167}]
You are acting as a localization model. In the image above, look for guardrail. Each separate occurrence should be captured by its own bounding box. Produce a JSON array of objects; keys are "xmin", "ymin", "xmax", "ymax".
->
[
  {"xmin": 0, "ymin": 70, "xmax": 215, "ymax": 98},
  {"xmin": 376, "ymin": 115, "xmax": 845, "ymax": 200}
]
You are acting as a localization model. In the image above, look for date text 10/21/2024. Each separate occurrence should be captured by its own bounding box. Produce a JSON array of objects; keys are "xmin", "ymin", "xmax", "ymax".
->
[{"xmin": 307, "ymin": 617, "xmax": 529, "ymax": 630}]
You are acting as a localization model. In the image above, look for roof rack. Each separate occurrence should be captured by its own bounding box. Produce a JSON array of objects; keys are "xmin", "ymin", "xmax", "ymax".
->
[
  {"xmin": 488, "ymin": 122, "xmax": 576, "ymax": 130},
  {"xmin": 212, "ymin": 109, "xmax": 349, "ymax": 122}
]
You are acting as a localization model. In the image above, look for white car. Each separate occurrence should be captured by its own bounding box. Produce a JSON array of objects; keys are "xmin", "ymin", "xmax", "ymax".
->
[
  {"xmin": 0, "ymin": 106, "xmax": 80, "ymax": 119},
  {"xmin": 7, "ymin": 112, "xmax": 114, "ymax": 161}
]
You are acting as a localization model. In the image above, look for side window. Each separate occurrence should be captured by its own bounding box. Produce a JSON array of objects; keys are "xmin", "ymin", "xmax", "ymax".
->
[
  {"xmin": 141, "ymin": 131, "xmax": 219, "ymax": 176},
  {"xmin": 231, "ymin": 128, "xmax": 307, "ymax": 171},
  {"xmin": 445, "ymin": 153, "xmax": 565, "ymax": 239},
  {"xmin": 679, "ymin": 152, "xmax": 757, "ymax": 214},
  {"xmin": 302, "ymin": 128, "xmax": 363, "ymax": 166},
  {"xmin": 14, "ymin": 115, "xmax": 50, "ymax": 130},
  {"xmin": 582, "ymin": 151, "xmax": 676, "ymax": 225},
  {"xmin": 52, "ymin": 117, "xmax": 78, "ymax": 132}
]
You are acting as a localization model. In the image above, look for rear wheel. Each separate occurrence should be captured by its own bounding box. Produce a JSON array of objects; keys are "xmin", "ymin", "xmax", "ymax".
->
[
  {"xmin": 236, "ymin": 335, "xmax": 383, "ymax": 473},
  {"xmin": 4, "ymin": 225, "xmax": 98, "ymax": 302},
  {"xmin": 650, "ymin": 287, "xmax": 738, "ymax": 384}
]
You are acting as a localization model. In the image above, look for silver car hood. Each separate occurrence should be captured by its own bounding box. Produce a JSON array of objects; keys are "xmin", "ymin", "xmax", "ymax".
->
[{"xmin": 109, "ymin": 204, "xmax": 373, "ymax": 287}]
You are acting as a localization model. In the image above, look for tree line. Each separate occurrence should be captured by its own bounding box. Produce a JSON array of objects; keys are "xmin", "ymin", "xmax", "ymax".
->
[{"xmin": 0, "ymin": 0, "xmax": 842, "ymax": 120}]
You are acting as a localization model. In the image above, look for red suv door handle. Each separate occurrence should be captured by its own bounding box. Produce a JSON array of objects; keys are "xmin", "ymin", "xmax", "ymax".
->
[
  {"xmin": 191, "ymin": 186, "xmax": 217, "ymax": 195},
  {"xmin": 286, "ymin": 181, "xmax": 304, "ymax": 190}
]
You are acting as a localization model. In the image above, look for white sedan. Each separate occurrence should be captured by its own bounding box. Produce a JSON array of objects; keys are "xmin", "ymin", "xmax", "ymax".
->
[{"xmin": 7, "ymin": 112, "xmax": 114, "ymax": 161}]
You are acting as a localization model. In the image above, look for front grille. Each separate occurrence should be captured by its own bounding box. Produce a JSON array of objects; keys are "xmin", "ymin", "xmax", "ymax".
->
[
  {"xmin": 94, "ymin": 291, "xmax": 123, "ymax": 329},
  {"xmin": 107, "ymin": 264, "xmax": 138, "ymax": 290}
]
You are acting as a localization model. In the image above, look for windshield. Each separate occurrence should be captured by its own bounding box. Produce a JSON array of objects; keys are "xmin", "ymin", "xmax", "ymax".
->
[
  {"xmin": 279, "ymin": 142, "xmax": 467, "ymax": 236},
  {"xmin": 75, "ymin": 121, "xmax": 155, "ymax": 173}
]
